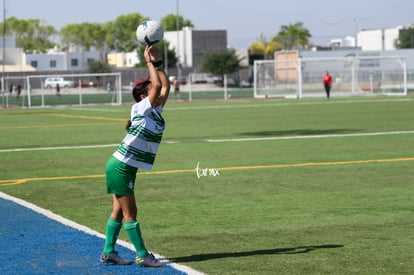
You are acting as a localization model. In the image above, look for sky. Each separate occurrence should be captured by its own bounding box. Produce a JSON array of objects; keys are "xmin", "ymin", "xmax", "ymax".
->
[{"xmin": 4, "ymin": 0, "xmax": 414, "ymax": 49}]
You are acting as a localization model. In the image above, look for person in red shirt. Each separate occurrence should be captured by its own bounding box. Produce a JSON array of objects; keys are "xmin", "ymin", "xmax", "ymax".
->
[{"xmin": 322, "ymin": 71, "xmax": 333, "ymax": 99}]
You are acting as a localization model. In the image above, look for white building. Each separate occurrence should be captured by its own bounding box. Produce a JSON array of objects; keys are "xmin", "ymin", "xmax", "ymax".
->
[
  {"xmin": 25, "ymin": 46, "xmax": 100, "ymax": 71},
  {"xmin": 330, "ymin": 25, "xmax": 412, "ymax": 51},
  {"xmin": 107, "ymin": 51, "xmax": 139, "ymax": 68},
  {"xmin": 357, "ymin": 27, "xmax": 401, "ymax": 51},
  {"xmin": 0, "ymin": 36, "xmax": 35, "ymax": 72},
  {"xmin": 329, "ymin": 36, "xmax": 356, "ymax": 48}
]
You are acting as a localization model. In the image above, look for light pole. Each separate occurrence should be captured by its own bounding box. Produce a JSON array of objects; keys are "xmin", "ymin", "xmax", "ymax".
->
[
  {"xmin": 2, "ymin": 0, "xmax": 6, "ymax": 107},
  {"xmin": 176, "ymin": 0, "xmax": 181, "ymax": 81},
  {"xmin": 162, "ymin": 21, "xmax": 168, "ymax": 75}
]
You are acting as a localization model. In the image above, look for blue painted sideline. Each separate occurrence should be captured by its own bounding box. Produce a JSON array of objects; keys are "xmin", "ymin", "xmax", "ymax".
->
[{"xmin": 0, "ymin": 192, "xmax": 202, "ymax": 275}]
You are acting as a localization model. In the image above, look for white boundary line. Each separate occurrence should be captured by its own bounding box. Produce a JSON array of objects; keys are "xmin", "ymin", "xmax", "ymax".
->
[
  {"xmin": 0, "ymin": 191, "xmax": 204, "ymax": 275},
  {"xmin": 66, "ymin": 97, "xmax": 414, "ymax": 113},
  {"xmin": 1, "ymin": 130, "xmax": 414, "ymax": 153}
]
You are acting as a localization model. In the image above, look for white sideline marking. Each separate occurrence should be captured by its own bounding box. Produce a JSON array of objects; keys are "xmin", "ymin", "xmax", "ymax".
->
[
  {"xmin": 166, "ymin": 97, "xmax": 414, "ymax": 111},
  {"xmin": 67, "ymin": 97, "xmax": 414, "ymax": 112},
  {"xmin": 0, "ymin": 191, "xmax": 204, "ymax": 275},
  {"xmin": 1, "ymin": 130, "xmax": 413, "ymax": 153},
  {"xmin": 0, "ymin": 143, "xmax": 119, "ymax": 153},
  {"xmin": 199, "ymin": 130, "xmax": 414, "ymax": 143}
]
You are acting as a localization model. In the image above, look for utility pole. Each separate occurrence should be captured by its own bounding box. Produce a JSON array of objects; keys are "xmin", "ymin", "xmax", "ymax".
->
[
  {"xmin": 2, "ymin": 0, "xmax": 6, "ymax": 107},
  {"xmin": 176, "ymin": 0, "xmax": 181, "ymax": 81}
]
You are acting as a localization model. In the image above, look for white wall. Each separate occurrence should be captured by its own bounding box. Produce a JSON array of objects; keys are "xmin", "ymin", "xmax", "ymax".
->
[
  {"xmin": 384, "ymin": 28, "xmax": 400, "ymax": 50},
  {"xmin": 357, "ymin": 27, "xmax": 401, "ymax": 51},
  {"xmin": 163, "ymin": 27, "xmax": 193, "ymax": 67},
  {"xmin": 25, "ymin": 49, "xmax": 100, "ymax": 71},
  {"xmin": 357, "ymin": 29, "xmax": 384, "ymax": 51}
]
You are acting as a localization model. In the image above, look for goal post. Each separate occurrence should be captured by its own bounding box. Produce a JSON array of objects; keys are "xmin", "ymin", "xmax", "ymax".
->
[
  {"xmin": 254, "ymin": 55, "xmax": 407, "ymax": 99},
  {"xmin": 24, "ymin": 72, "xmax": 122, "ymax": 108}
]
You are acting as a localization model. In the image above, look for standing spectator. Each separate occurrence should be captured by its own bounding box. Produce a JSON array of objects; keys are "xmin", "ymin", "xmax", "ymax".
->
[
  {"xmin": 17, "ymin": 84, "xmax": 21, "ymax": 98},
  {"xmin": 56, "ymin": 83, "xmax": 60, "ymax": 96},
  {"xmin": 323, "ymin": 71, "xmax": 332, "ymax": 99},
  {"xmin": 173, "ymin": 78, "xmax": 180, "ymax": 96}
]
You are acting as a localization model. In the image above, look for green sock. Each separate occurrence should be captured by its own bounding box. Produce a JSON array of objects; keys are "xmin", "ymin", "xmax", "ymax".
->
[
  {"xmin": 124, "ymin": 220, "xmax": 148, "ymax": 258},
  {"xmin": 103, "ymin": 217, "xmax": 122, "ymax": 255}
]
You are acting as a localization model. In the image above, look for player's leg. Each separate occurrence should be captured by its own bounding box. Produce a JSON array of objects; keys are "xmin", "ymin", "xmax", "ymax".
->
[
  {"xmin": 100, "ymin": 194, "xmax": 132, "ymax": 265},
  {"xmin": 103, "ymin": 195, "xmax": 123, "ymax": 254},
  {"xmin": 117, "ymin": 194, "xmax": 162, "ymax": 267},
  {"xmin": 101, "ymin": 156, "xmax": 133, "ymax": 265}
]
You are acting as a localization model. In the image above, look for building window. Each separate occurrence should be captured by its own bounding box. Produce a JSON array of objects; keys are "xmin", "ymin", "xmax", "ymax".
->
[
  {"xmin": 31, "ymin": 60, "xmax": 38, "ymax": 68},
  {"xmin": 50, "ymin": 60, "xmax": 57, "ymax": 68},
  {"xmin": 87, "ymin": 58, "xmax": 94, "ymax": 64},
  {"xmin": 71, "ymin": 59, "xmax": 78, "ymax": 66}
]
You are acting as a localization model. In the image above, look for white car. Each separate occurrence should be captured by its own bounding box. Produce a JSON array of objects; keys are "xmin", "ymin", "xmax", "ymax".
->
[{"xmin": 44, "ymin": 77, "xmax": 75, "ymax": 89}]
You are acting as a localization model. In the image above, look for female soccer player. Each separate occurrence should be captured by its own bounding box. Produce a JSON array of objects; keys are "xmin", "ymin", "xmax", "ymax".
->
[{"xmin": 100, "ymin": 45, "xmax": 170, "ymax": 267}]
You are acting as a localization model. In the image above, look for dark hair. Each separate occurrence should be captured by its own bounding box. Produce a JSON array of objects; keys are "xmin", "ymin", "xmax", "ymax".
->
[{"xmin": 132, "ymin": 80, "xmax": 151, "ymax": 102}]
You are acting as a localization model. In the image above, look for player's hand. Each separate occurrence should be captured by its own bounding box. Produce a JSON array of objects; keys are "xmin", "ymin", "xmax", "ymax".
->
[
  {"xmin": 145, "ymin": 45, "xmax": 160, "ymax": 63},
  {"xmin": 144, "ymin": 45, "xmax": 153, "ymax": 63}
]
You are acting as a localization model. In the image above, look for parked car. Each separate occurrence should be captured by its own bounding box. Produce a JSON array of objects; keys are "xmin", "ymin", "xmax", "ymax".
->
[
  {"xmin": 80, "ymin": 80, "xmax": 98, "ymax": 88},
  {"xmin": 44, "ymin": 77, "xmax": 75, "ymax": 89},
  {"xmin": 190, "ymin": 73, "xmax": 220, "ymax": 84}
]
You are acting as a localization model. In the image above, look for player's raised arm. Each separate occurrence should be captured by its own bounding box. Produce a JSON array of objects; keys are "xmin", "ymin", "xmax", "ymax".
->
[
  {"xmin": 144, "ymin": 45, "xmax": 162, "ymax": 107},
  {"xmin": 156, "ymin": 67, "xmax": 170, "ymax": 107}
]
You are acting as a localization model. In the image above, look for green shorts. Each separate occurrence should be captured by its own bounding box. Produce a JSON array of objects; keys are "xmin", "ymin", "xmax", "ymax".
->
[{"xmin": 106, "ymin": 156, "xmax": 138, "ymax": 196}]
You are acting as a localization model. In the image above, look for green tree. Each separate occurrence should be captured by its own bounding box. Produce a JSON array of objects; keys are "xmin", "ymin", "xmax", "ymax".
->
[
  {"xmin": 87, "ymin": 60, "xmax": 112, "ymax": 74},
  {"xmin": 86, "ymin": 60, "xmax": 112, "ymax": 88},
  {"xmin": 200, "ymin": 49, "xmax": 244, "ymax": 96},
  {"xmin": 396, "ymin": 27, "xmax": 414, "ymax": 49},
  {"xmin": 160, "ymin": 14, "xmax": 194, "ymax": 31},
  {"xmin": 110, "ymin": 13, "xmax": 147, "ymax": 52},
  {"xmin": 249, "ymin": 36, "xmax": 282, "ymax": 62},
  {"xmin": 0, "ymin": 17, "xmax": 56, "ymax": 53},
  {"xmin": 272, "ymin": 22, "xmax": 311, "ymax": 50},
  {"xmin": 201, "ymin": 48, "xmax": 243, "ymax": 75},
  {"xmin": 60, "ymin": 23, "xmax": 106, "ymax": 52},
  {"xmin": 200, "ymin": 48, "xmax": 245, "ymax": 90}
]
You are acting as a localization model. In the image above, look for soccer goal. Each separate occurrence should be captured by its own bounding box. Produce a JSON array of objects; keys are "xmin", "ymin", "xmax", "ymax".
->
[
  {"xmin": 9, "ymin": 72, "xmax": 123, "ymax": 108},
  {"xmin": 254, "ymin": 55, "xmax": 407, "ymax": 99}
]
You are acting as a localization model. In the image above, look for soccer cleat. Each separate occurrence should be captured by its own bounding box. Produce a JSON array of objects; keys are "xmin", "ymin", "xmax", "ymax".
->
[
  {"xmin": 100, "ymin": 252, "xmax": 132, "ymax": 265},
  {"xmin": 136, "ymin": 253, "xmax": 163, "ymax": 267}
]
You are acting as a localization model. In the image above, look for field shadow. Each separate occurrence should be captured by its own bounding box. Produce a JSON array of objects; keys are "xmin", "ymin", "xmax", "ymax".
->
[
  {"xmin": 169, "ymin": 244, "xmax": 344, "ymax": 263},
  {"xmin": 240, "ymin": 129, "xmax": 360, "ymax": 137}
]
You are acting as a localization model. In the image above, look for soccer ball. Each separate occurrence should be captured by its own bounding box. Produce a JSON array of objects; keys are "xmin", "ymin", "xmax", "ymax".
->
[{"xmin": 136, "ymin": 20, "xmax": 164, "ymax": 46}]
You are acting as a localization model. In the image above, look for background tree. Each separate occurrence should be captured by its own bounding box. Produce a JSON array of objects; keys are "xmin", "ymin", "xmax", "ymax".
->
[
  {"xmin": 200, "ymin": 48, "xmax": 244, "ymax": 93},
  {"xmin": 87, "ymin": 60, "xmax": 112, "ymax": 74},
  {"xmin": 0, "ymin": 17, "xmax": 56, "ymax": 53},
  {"xmin": 110, "ymin": 13, "xmax": 147, "ymax": 52},
  {"xmin": 201, "ymin": 48, "xmax": 243, "ymax": 76},
  {"xmin": 272, "ymin": 22, "xmax": 311, "ymax": 50},
  {"xmin": 60, "ymin": 23, "xmax": 106, "ymax": 53},
  {"xmin": 249, "ymin": 35, "xmax": 283, "ymax": 64},
  {"xmin": 396, "ymin": 27, "xmax": 414, "ymax": 49},
  {"xmin": 248, "ymin": 40, "xmax": 266, "ymax": 65},
  {"xmin": 265, "ymin": 41, "xmax": 283, "ymax": 58},
  {"xmin": 86, "ymin": 60, "xmax": 113, "ymax": 87},
  {"xmin": 160, "ymin": 14, "xmax": 194, "ymax": 31}
]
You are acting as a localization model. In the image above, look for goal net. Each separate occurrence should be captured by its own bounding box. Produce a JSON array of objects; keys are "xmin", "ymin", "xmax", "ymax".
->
[
  {"xmin": 2, "ymin": 72, "xmax": 123, "ymax": 108},
  {"xmin": 254, "ymin": 54, "xmax": 407, "ymax": 99}
]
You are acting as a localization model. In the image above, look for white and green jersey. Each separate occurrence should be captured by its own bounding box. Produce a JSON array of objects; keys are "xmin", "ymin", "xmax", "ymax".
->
[{"xmin": 113, "ymin": 97, "xmax": 165, "ymax": 170}]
